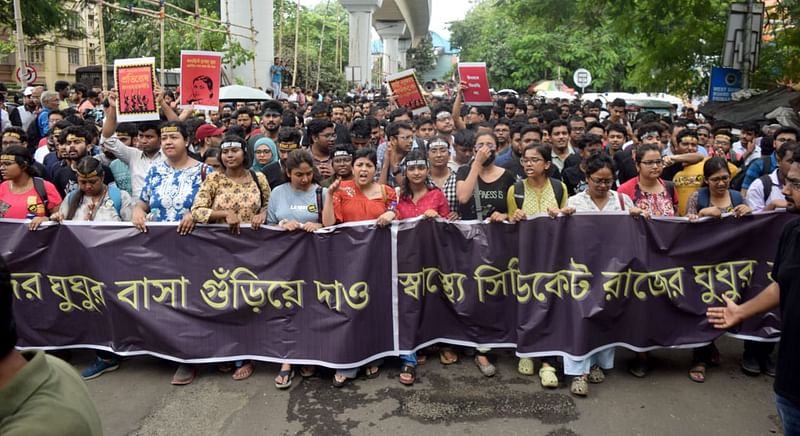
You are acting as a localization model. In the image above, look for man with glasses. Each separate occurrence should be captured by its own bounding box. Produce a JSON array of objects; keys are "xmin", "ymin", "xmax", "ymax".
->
[
  {"xmin": 568, "ymin": 116, "xmax": 586, "ymax": 146},
  {"xmin": 323, "ymin": 144, "xmax": 354, "ymax": 188},
  {"xmin": 708, "ymin": 151, "xmax": 800, "ymax": 434}
]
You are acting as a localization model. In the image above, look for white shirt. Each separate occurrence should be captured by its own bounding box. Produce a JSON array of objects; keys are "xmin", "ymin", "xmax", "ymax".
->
[
  {"xmin": 745, "ymin": 169, "xmax": 784, "ymax": 212},
  {"xmin": 732, "ymin": 138, "xmax": 762, "ymax": 166},
  {"xmin": 97, "ymin": 135, "xmax": 165, "ymax": 199},
  {"xmin": 34, "ymin": 145, "xmax": 50, "ymax": 164},
  {"xmin": 567, "ymin": 190, "xmax": 634, "ymax": 212}
]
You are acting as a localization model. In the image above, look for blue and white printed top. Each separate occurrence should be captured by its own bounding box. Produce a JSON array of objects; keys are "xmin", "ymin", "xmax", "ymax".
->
[{"xmin": 139, "ymin": 161, "xmax": 209, "ymax": 222}]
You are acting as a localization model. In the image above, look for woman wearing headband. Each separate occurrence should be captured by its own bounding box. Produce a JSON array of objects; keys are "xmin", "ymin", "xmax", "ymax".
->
[
  {"xmin": 394, "ymin": 149, "xmax": 452, "ymax": 384},
  {"xmin": 0, "ymin": 145, "xmax": 62, "ymax": 231},
  {"xmin": 132, "ymin": 121, "xmax": 210, "ymax": 385},
  {"xmin": 190, "ymin": 134, "xmax": 270, "ymax": 381},
  {"xmin": 322, "ymin": 148, "xmax": 397, "ymax": 387},
  {"xmin": 49, "ymin": 156, "xmax": 134, "ymax": 380}
]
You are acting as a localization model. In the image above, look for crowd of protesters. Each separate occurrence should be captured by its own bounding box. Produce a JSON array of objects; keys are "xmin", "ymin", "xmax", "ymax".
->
[{"xmin": 1, "ymin": 78, "xmax": 799, "ymax": 402}]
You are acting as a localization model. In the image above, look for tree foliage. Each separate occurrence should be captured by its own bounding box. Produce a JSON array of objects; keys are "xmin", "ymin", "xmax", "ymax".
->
[
  {"xmin": 104, "ymin": 0, "xmax": 253, "ymax": 70},
  {"xmin": 451, "ymin": 0, "xmax": 800, "ymax": 95},
  {"xmin": 407, "ymin": 34, "xmax": 436, "ymax": 75},
  {"xmin": 274, "ymin": 0, "xmax": 348, "ymax": 93},
  {"xmin": 0, "ymin": 0, "xmax": 86, "ymax": 40}
]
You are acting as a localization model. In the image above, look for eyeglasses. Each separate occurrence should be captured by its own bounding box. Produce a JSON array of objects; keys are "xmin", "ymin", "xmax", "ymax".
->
[
  {"xmin": 707, "ymin": 175, "xmax": 730, "ymax": 184},
  {"xmin": 589, "ymin": 177, "xmax": 614, "ymax": 186},
  {"xmin": 786, "ymin": 177, "xmax": 800, "ymax": 191},
  {"xmin": 521, "ymin": 157, "xmax": 544, "ymax": 165},
  {"xmin": 639, "ymin": 159, "xmax": 663, "ymax": 167}
]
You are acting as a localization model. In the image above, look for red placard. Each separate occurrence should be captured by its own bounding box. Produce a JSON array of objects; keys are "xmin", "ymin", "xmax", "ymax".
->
[
  {"xmin": 386, "ymin": 69, "xmax": 429, "ymax": 115},
  {"xmin": 114, "ymin": 57, "xmax": 159, "ymax": 122},
  {"xmin": 458, "ymin": 62, "xmax": 492, "ymax": 106},
  {"xmin": 180, "ymin": 51, "xmax": 222, "ymax": 111}
]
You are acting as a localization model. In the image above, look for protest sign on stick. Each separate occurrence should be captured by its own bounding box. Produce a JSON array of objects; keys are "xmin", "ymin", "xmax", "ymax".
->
[
  {"xmin": 114, "ymin": 57, "xmax": 159, "ymax": 122},
  {"xmin": 180, "ymin": 51, "xmax": 222, "ymax": 111},
  {"xmin": 458, "ymin": 62, "xmax": 492, "ymax": 106},
  {"xmin": 386, "ymin": 69, "xmax": 429, "ymax": 115}
]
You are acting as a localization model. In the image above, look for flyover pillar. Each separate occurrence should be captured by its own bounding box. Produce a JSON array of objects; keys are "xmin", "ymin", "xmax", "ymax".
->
[
  {"xmin": 376, "ymin": 21, "xmax": 406, "ymax": 76},
  {"xmin": 340, "ymin": 0, "xmax": 383, "ymax": 89}
]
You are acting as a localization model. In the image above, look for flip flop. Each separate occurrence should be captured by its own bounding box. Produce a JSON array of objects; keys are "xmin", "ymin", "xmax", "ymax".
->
[
  {"xmin": 275, "ymin": 369, "xmax": 295, "ymax": 389},
  {"xmin": 689, "ymin": 364, "xmax": 706, "ymax": 383},
  {"xmin": 439, "ymin": 348, "xmax": 458, "ymax": 365},
  {"xmin": 570, "ymin": 376, "xmax": 589, "ymax": 396},
  {"xmin": 233, "ymin": 362, "xmax": 255, "ymax": 381},
  {"xmin": 332, "ymin": 372, "xmax": 349, "ymax": 388},
  {"xmin": 588, "ymin": 365, "xmax": 605, "ymax": 384},
  {"xmin": 299, "ymin": 366, "xmax": 316, "ymax": 378},
  {"xmin": 365, "ymin": 365, "xmax": 380, "ymax": 379},
  {"xmin": 474, "ymin": 355, "xmax": 496, "ymax": 377}
]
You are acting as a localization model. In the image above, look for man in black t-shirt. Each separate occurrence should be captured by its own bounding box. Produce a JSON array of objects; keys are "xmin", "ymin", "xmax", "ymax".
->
[
  {"xmin": 52, "ymin": 125, "xmax": 115, "ymax": 197},
  {"xmin": 708, "ymin": 157, "xmax": 800, "ymax": 434}
]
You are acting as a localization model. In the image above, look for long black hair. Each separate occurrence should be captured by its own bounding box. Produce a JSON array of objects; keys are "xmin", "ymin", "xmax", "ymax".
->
[
  {"xmin": 284, "ymin": 149, "xmax": 321, "ymax": 185},
  {"xmin": 66, "ymin": 156, "xmax": 105, "ymax": 220},
  {"xmin": 400, "ymin": 150, "xmax": 432, "ymax": 200}
]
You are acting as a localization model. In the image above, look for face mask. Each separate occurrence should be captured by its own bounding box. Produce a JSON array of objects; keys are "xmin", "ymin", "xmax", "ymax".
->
[{"xmin": 482, "ymin": 151, "xmax": 496, "ymax": 167}]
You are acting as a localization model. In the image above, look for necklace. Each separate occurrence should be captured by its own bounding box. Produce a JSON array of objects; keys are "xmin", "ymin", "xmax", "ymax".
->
[{"xmin": 85, "ymin": 187, "xmax": 107, "ymax": 221}]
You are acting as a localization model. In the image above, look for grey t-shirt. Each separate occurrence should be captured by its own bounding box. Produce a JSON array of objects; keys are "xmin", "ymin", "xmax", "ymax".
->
[{"xmin": 267, "ymin": 183, "xmax": 327, "ymax": 224}]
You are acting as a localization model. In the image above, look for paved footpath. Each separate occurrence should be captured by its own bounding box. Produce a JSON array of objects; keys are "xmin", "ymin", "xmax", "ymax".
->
[{"xmin": 72, "ymin": 336, "xmax": 782, "ymax": 435}]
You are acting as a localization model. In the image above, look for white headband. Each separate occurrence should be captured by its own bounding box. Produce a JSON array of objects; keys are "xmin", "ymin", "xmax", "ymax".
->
[{"xmin": 220, "ymin": 142, "xmax": 243, "ymax": 150}]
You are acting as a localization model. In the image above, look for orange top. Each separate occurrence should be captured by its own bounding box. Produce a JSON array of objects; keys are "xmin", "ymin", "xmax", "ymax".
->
[{"xmin": 332, "ymin": 180, "xmax": 397, "ymax": 223}]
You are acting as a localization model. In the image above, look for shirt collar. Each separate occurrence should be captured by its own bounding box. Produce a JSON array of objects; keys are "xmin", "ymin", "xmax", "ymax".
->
[{"xmin": 0, "ymin": 350, "xmax": 50, "ymax": 418}]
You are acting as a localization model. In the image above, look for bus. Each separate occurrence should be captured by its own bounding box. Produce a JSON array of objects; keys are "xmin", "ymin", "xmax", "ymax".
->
[{"xmin": 75, "ymin": 65, "xmax": 181, "ymax": 90}]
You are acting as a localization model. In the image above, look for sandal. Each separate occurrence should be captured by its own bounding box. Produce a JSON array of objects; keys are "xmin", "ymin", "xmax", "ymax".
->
[
  {"xmin": 217, "ymin": 363, "xmax": 234, "ymax": 373},
  {"xmin": 570, "ymin": 376, "xmax": 589, "ymax": 396},
  {"xmin": 399, "ymin": 364, "xmax": 416, "ymax": 385},
  {"xmin": 588, "ymin": 365, "xmax": 605, "ymax": 384},
  {"xmin": 365, "ymin": 365, "xmax": 380, "ymax": 379},
  {"xmin": 233, "ymin": 362, "xmax": 255, "ymax": 381},
  {"xmin": 417, "ymin": 354, "xmax": 427, "ymax": 365},
  {"xmin": 299, "ymin": 366, "xmax": 316, "ymax": 378},
  {"xmin": 439, "ymin": 348, "xmax": 458, "ymax": 365},
  {"xmin": 171, "ymin": 364, "xmax": 196, "ymax": 386},
  {"xmin": 518, "ymin": 357, "xmax": 534, "ymax": 375},
  {"xmin": 332, "ymin": 372, "xmax": 349, "ymax": 388},
  {"xmin": 539, "ymin": 365, "xmax": 559, "ymax": 388},
  {"xmin": 688, "ymin": 363, "xmax": 706, "ymax": 383},
  {"xmin": 275, "ymin": 369, "xmax": 295, "ymax": 389},
  {"xmin": 474, "ymin": 355, "xmax": 496, "ymax": 377}
]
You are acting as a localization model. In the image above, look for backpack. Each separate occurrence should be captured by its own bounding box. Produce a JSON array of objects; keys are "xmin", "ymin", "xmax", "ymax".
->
[
  {"xmin": 696, "ymin": 187, "xmax": 744, "ymax": 210},
  {"xmin": 32, "ymin": 177, "xmax": 49, "ymax": 212},
  {"xmin": 730, "ymin": 155, "xmax": 770, "ymax": 191},
  {"xmin": 249, "ymin": 169, "xmax": 263, "ymax": 209},
  {"xmin": 513, "ymin": 178, "xmax": 566, "ymax": 210},
  {"xmin": 67, "ymin": 184, "xmax": 123, "ymax": 217},
  {"xmin": 757, "ymin": 174, "xmax": 773, "ymax": 202}
]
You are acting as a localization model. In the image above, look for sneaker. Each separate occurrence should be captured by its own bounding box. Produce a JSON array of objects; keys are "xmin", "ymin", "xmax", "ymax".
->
[
  {"xmin": 741, "ymin": 353, "xmax": 761, "ymax": 376},
  {"xmin": 81, "ymin": 357, "xmax": 119, "ymax": 380},
  {"xmin": 760, "ymin": 355, "xmax": 776, "ymax": 377}
]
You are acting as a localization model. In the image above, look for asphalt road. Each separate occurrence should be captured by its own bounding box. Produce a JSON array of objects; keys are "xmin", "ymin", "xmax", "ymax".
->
[{"xmin": 70, "ymin": 335, "xmax": 782, "ymax": 436}]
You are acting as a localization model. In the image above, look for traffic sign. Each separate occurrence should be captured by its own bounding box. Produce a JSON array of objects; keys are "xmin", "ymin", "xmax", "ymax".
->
[
  {"xmin": 573, "ymin": 68, "xmax": 592, "ymax": 91},
  {"xmin": 15, "ymin": 64, "xmax": 37, "ymax": 85},
  {"xmin": 708, "ymin": 66, "xmax": 742, "ymax": 102}
]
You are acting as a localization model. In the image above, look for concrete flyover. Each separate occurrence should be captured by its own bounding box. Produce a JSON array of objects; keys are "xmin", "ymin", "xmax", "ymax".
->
[{"xmin": 340, "ymin": 0, "xmax": 431, "ymax": 87}]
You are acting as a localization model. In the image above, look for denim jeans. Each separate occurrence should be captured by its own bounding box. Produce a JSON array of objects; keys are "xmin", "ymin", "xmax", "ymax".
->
[
  {"xmin": 776, "ymin": 394, "xmax": 800, "ymax": 436},
  {"xmin": 400, "ymin": 353, "xmax": 417, "ymax": 366}
]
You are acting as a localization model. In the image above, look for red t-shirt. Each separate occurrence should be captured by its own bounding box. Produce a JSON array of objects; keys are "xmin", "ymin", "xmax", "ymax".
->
[
  {"xmin": 0, "ymin": 180, "xmax": 63, "ymax": 219},
  {"xmin": 396, "ymin": 187, "xmax": 450, "ymax": 219}
]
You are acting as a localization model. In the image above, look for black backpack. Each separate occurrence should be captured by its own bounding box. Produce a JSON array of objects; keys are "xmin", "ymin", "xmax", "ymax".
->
[
  {"xmin": 730, "ymin": 155, "xmax": 771, "ymax": 191},
  {"xmin": 513, "ymin": 178, "xmax": 565, "ymax": 210}
]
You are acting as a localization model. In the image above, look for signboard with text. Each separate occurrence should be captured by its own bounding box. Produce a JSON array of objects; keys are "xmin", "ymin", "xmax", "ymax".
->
[
  {"xmin": 114, "ymin": 57, "xmax": 159, "ymax": 122},
  {"xmin": 386, "ymin": 69, "xmax": 429, "ymax": 115},
  {"xmin": 458, "ymin": 62, "xmax": 492, "ymax": 106},
  {"xmin": 709, "ymin": 67, "xmax": 743, "ymax": 102},
  {"xmin": 180, "ymin": 50, "xmax": 223, "ymax": 111}
]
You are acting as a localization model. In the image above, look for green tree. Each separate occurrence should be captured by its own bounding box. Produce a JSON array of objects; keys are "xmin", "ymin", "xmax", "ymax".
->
[
  {"xmin": 103, "ymin": 0, "xmax": 253, "ymax": 70},
  {"xmin": 273, "ymin": 1, "xmax": 348, "ymax": 93},
  {"xmin": 407, "ymin": 34, "xmax": 435, "ymax": 75},
  {"xmin": 0, "ymin": 0, "xmax": 86, "ymax": 40}
]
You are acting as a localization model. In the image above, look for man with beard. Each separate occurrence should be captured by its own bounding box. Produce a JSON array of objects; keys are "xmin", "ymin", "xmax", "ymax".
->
[
  {"xmin": 492, "ymin": 118, "xmax": 512, "ymax": 158},
  {"xmin": 605, "ymin": 123, "xmax": 627, "ymax": 156},
  {"xmin": 378, "ymin": 121, "xmax": 413, "ymax": 187},
  {"xmin": 10, "ymin": 87, "xmax": 36, "ymax": 131},
  {"xmin": 349, "ymin": 119, "xmax": 372, "ymax": 150},
  {"xmin": 331, "ymin": 102, "xmax": 351, "ymax": 144},
  {"xmin": 52, "ymin": 125, "xmax": 115, "ymax": 197},
  {"xmin": 247, "ymin": 100, "xmax": 283, "ymax": 155},
  {"xmin": 707, "ymin": 153, "xmax": 800, "ymax": 435},
  {"xmin": 307, "ymin": 119, "xmax": 336, "ymax": 179},
  {"xmin": 452, "ymin": 82, "xmax": 491, "ymax": 130},
  {"xmin": 432, "ymin": 106, "xmax": 455, "ymax": 140},
  {"xmin": 568, "ymin": 116, "xmax": 586, "ymax": 146},
  {"xmin": 504, "ymin": 96, "xmax": 519, "ymax": 119}
]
